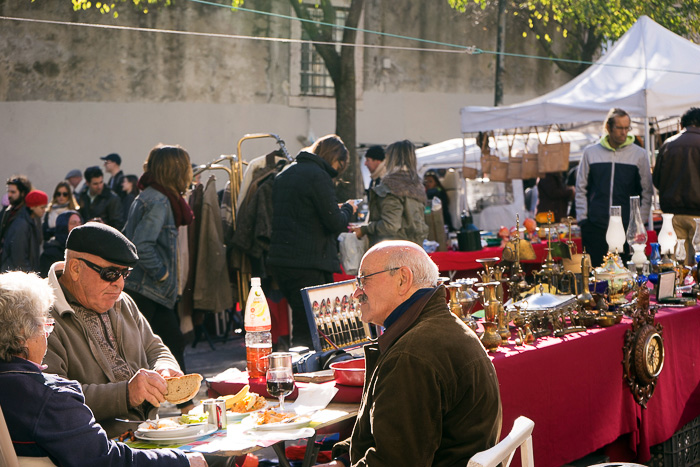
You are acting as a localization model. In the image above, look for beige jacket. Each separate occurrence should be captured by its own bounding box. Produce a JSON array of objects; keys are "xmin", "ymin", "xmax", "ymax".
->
[{"xmin": 44, "ymin": 262, "xmax": 180, "ymax": 437}]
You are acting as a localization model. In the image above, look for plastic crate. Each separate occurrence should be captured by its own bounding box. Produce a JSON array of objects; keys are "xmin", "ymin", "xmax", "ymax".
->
[{"xmin": 649, "ymin": 415, "xmax": 700, "ymax": 467}]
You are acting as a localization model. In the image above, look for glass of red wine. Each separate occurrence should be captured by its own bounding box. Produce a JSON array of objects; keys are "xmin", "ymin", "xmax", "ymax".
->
[{"xmin": 266, "ymin": 352, "xmax": 295, "ymax": 411}]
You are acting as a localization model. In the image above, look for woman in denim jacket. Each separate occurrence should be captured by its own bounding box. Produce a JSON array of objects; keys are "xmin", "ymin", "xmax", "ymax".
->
[{"xmin": 123, "ymin": 145, "xmax": 194, "ymax": 373}]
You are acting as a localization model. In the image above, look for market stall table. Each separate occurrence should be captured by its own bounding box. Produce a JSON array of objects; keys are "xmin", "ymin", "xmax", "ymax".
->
[
  {"xmin": 490, "ymin": 302, "xmax": 700, "ymax": 467},
  {"xmin": 429, "ymin": 238, "xmax": 583, "ymax": 279}
]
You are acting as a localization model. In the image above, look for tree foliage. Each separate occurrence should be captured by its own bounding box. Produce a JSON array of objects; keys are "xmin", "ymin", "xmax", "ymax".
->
[{"xmin": 450, "ymin": 0, "xmax": 700, "ymax": 75}]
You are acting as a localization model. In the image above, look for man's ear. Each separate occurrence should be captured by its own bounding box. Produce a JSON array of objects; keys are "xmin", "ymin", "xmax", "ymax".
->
[
  {"xmin": 397, "ymin": 266, "xmax": 414, "ymax": 295},
  {"xmin": 66, "ymin": 258, "xmax": 81, "ymax": 280}
]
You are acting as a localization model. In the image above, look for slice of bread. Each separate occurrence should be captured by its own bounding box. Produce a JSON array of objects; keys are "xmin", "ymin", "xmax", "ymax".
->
[{"xmin": 164, "ymin": 373, "xmax": 203, "ymax": 404}]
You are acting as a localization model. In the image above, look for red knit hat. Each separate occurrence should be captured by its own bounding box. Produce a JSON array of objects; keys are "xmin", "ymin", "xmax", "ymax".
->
[{"xmin": 25, "ymin": 190, "xmax": 49, "ymax": 208}]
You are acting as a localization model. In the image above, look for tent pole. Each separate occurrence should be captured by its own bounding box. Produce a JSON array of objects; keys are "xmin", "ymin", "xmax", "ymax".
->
[{"xmin": 644, "ymin": 116, "xmax": 654, "ymax": 230}]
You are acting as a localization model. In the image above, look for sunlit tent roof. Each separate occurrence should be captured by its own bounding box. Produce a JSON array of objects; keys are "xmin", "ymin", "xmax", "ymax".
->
[{"xmin": 460, "ymin": 16, "xmax": 700, "ymax": 133}]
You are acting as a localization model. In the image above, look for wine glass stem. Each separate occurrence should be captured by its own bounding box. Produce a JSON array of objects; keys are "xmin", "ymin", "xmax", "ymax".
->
[{"xmin": 279, "ymin": 395, "xmax": 285, "ymax": 411}]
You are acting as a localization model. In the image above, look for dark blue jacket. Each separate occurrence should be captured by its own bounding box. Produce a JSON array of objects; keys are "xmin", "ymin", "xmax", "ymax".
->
[
  {"xmin": 268, "ymin": 151, "xmax": 353, "ymax": 272},
  {"xmin": 0, "ymin": 357, "xmax": 188, "ymax": 467},
  {"xmin": 0, "ymin": 207, "xmax": 40, "ymax": 273}
]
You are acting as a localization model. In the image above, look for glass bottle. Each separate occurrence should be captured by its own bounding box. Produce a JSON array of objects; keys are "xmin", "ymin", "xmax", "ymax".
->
[
  {"xmin": 626, "ymin": 196, "xmax": 647, "ymax": 250},
  {"xmin": 648, "ymin": 242, "xmax": 661, "ymax": 286}
]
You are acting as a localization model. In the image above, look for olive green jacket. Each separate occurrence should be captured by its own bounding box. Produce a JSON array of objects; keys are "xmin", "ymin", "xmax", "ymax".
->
[
  {"xmin": 360, "ymin": 170, "xmax": 429, "ymax": 247},
  {"xmin": 333, "ymin": 286, "xmax": 502, "ymax": 466}
]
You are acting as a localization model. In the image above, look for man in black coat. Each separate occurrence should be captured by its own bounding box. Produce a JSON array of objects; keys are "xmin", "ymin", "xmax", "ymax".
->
[{"xmin": 79, "ymin": 166, "xmax": 124, "ymax": 230}]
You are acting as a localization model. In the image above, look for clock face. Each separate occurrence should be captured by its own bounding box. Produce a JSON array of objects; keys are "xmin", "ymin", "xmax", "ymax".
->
[
  {"xmin": 644, "ymin": 332, "xmax": 664, "ymax": 378},
  {"xmin": 633, "ymin": 326, "xmax": 665, "ymax": 385}
]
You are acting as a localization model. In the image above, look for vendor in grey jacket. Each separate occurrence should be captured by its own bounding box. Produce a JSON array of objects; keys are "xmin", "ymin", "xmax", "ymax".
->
[
  {"xmin": 575, "ymin": 108, "xmax": 653, "ymax": 267},
  {"xmin": 0, "ymin": 270, "xmax": 205, "ymax": 467},
  {"xmin": 44, "ymin": 223, "xmax": 184, "ymax": 438},
  {"xmin": 321, "ymin": 241, "xmax": 502, "ymax": 467}
]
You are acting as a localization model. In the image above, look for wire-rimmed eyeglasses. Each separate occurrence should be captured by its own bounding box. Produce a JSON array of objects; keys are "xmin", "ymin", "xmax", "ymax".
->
[{"xmin": 355, "ymin": 267, "xmax": 400, "ymax": 289}]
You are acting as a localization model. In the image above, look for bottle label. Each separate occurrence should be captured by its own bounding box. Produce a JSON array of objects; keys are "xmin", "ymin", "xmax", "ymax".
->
[{"xmin": 244, "ymin": 287, "xmax": 271, "ymax": 332}]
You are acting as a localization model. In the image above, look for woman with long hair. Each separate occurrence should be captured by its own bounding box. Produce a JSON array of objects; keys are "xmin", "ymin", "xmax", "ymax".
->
[
  {"xmin": 353, "ymin": 140, "xmax": 429, "ymax": 246},
  {"xmin": 43, "ymin": 181, "xmax": 80, "ymax": 241},
  {"xmin": 122, "ymin": 144, "xmax": 193, "ymax": 373},
  {"xmin": 268, "ymin": 134, "xmax": 357, "ymax": 349},
  {"xmin": 121, "ymin": 174, "xmax": 140, "ymax": 216}
]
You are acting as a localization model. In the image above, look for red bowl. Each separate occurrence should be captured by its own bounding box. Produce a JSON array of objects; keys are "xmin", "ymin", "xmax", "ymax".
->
[{"xmin": 330, "ymin": 359, "xmax": 366, "ymax": 387}]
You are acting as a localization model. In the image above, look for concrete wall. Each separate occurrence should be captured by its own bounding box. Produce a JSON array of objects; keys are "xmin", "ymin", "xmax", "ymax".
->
[{"xmin": 0, "ymin": 0, "xmax": 572, "ymax": 194}]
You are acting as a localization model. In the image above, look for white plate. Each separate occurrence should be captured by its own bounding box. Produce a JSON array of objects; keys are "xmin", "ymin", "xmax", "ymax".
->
[
  {"xmin": 135, "ymin": 418, "xmax": 208, "ymax": 439},
  {"xmin": 251, "ymin": 417, "xmax": 311, "ymax": 431},
  {"xmin": 227, "ymin": 402, "xmax": 270, "ymax": 422},
  {"xmin": 134, "ymin": 425, "xmax": 217, "ymax": 444}
]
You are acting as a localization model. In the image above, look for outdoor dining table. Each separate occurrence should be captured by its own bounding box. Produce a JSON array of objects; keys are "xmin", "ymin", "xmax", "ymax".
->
[{"xmin": 122, "ymin": 402, "xmax": 358, "ymax": 467}]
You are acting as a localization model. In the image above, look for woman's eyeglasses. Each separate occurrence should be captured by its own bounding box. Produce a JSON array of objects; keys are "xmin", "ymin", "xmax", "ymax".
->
[
  {"xmin": 44, "ymin": 318, "xmax": 55, "ymax": 336},
  {"xmin": 56, "ymin": 191, "xmax": 70, "ymax": 198},
  {"xmin": 78, "ymin": 257, "xmax": 132, "ymax": 282}
]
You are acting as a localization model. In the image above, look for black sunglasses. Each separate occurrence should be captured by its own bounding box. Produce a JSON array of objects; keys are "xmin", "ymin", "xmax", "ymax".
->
[{"xmin": 78, "ymin": 257, "xmax": 132, "ymax": 282}]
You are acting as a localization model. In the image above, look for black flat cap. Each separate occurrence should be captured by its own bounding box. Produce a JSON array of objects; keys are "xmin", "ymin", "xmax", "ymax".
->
[{"xmin": 66, "ymin": 222, "xmax": 139, "ymax": 267}]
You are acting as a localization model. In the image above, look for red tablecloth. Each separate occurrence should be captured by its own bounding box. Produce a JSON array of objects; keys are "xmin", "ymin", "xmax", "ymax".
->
[
  {"xmin": 491, "ymin": 304, "xmax": 700, "ymax": 467},
  {"xmin": 429, "ymin": 238, "xmax": 583, "ymax": 273}
]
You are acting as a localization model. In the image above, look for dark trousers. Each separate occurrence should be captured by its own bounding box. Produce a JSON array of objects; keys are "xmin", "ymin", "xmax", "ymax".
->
[
  {"xmin": 581, "ymin": 221, "xmax": 630, "ymax": 268},
  {"xmin": 273, "ymin": 266, "xmax": 333, "ymax": 350},
  {"xmin": 127, "ymin": 289, "xmax": 187, "ymax": 373}
]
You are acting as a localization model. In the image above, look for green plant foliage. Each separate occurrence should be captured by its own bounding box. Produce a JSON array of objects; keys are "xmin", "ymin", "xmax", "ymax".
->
[
  {"xmin": 450, "ymin": 0, "xmax": 700, "ymax": 75},
  {"xmin": 62, "ymin": 0, "xmax": 243, "ymax": 17}
]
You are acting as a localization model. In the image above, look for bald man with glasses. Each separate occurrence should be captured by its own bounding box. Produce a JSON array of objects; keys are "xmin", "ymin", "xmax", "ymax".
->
[
  {"xmin": 43, "ymin": 222, "xmax": 184, "ymax": 438},
  {"xmin": 320, "ymin": 241, "xmax": 502, "ymax": 467}
]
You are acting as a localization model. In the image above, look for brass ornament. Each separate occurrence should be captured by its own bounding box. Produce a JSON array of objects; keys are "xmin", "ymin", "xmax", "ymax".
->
[{"xmin": 622, "ymin": 287, "xmax": 665, "ymax": 408}]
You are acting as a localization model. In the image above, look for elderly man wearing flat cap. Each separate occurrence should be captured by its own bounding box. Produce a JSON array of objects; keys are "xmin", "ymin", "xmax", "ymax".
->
[{"xmin": 44, "ymin": 222, "xmax": 184, "ymax": 438}]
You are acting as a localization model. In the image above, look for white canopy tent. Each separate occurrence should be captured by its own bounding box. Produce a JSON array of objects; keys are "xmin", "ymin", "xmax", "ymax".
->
[{"xmin": 460, "ymin": 15, "xmax": 700, "ymax": 146}]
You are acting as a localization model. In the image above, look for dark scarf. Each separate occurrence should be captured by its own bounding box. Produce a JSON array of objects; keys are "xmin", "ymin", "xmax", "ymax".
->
[{"xmin": 138, "ymin": 172, "xmax": 194, "ymax": 227}]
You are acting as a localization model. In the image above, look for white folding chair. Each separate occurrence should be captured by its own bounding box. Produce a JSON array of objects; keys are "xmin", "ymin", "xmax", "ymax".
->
[
  {"xmin": 467, "ymin": 416, "xmax": 535, "ymax": 467},
  {"xmin": 0, "ymin": 405, "xmax": 55, "ymax": 467}
]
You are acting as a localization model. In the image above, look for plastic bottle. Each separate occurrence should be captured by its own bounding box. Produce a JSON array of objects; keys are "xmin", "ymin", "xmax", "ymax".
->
[{"xmin": 244, "ymin": 277, "xmax": 272, "ymax": 379}]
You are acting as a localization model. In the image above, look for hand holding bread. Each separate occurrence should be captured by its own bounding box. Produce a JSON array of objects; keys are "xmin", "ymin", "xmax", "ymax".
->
[
  {"xmin": 164, "ymin": 373, "xmax": 203, "ymax": 404},
  {"xmin": 128, "ymin": 369, "xmax": 167, "ymax": 407}
]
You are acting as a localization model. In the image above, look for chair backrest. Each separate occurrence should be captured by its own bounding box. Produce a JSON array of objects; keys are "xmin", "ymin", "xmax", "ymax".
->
[
  {"xmin": 0, "ymin": 405, "xmax": 20, "ymax": 467},
  {"xmin": 467, "ymin": 416, "xmax": 535, "ymax": 467},
  {"xmin": 0, "ymin": 405, "xmax": 55, "ymax": 467}
]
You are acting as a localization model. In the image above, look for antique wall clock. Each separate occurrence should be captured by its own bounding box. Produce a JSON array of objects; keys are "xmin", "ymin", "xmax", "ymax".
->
[{"xmin": 622, "ymin": 287, "xmax": 665, "ymax": 408}]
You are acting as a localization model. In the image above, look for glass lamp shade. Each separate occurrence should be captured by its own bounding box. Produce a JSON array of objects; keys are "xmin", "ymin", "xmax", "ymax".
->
[
  {"xmin": 626, "ymin": 196, "xmax": 647, "ymax": 248},
  {"xmin": 606, "ymin": 206, "xmax": 626, "ymax": 253},
  {"xmin": 658, "ymin": 213, "xmax": 677, "ymax": 255},
  {"xmin": 692, "ymin": 218, "xmax": 700, "ymax": 262},
  {"xmin": 675, "ymin": 239, "xmax": 686, "ymax": 263}
]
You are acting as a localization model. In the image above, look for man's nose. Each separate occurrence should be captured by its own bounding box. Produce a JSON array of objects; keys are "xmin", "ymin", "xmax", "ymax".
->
[{"xmin": 352, "ymin": 287, "xmax": 363, "ymax": 299}]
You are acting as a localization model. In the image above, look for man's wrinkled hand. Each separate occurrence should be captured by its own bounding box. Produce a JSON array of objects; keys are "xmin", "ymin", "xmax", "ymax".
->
[
  {"xmin": 128, "ymin": 369, "xmax": 167, "ymax": 408},
  {"xmin": 352, "ymin": 227, "xmax": 363, "ymax": 239}
]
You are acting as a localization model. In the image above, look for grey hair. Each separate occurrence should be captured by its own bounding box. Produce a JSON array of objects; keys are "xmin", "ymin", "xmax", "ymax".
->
[
  {"xmin": 0, "ymin": 271, "xmax": 55, "ymax": 362},
  {"xmin": 379, "ymin": 241, "xmax": 439, "ymax": 288}
]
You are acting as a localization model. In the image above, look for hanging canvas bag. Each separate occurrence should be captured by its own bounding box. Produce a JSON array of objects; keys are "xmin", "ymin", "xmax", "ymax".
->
[{"xmin": 538, "ymin": 126, "xmax": 570, "ymax": 173}]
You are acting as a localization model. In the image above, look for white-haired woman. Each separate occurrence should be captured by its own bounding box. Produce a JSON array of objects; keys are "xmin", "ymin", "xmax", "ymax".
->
[
  {"xmin": 0, "ymin": 271, "xmax": 206, "ymax": 467},
  {"xmin": 353, "ymin": 140, "xmax": 429, "ymax": 246}
]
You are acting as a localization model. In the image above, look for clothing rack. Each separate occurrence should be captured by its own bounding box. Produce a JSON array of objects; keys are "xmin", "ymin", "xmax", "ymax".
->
[{"xmin": 192, "ymin": 133, "xmax": 291, "ymax": 318}]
